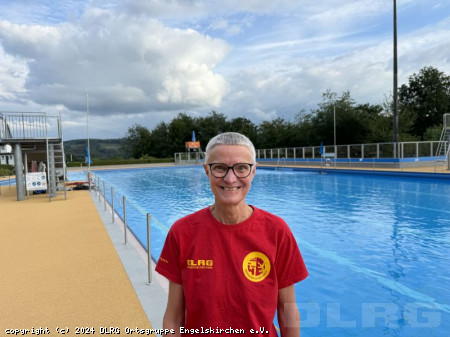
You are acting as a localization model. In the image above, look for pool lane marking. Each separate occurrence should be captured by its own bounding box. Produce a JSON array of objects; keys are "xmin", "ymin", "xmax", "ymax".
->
[{"xmin": 296, "ymin": 237, "xmax": 450, "ymax": 314}]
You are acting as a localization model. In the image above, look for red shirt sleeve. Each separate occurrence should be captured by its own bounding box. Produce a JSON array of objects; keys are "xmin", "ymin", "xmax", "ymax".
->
[
  {"xmin": 155, "ymin": 228, "xmax": 182, "ymax": 284},
  {"xmin": 276, "ymin": 225, "xmax": 308, "ymax": 289}
]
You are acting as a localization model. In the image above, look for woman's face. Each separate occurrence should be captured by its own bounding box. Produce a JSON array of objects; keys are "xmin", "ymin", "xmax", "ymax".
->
[{"xmin": 203, "ymin": 144, "xmax": 256, "ymax": 208}]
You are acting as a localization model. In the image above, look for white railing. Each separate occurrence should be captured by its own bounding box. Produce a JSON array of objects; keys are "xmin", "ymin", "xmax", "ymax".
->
[
  {"xmin": 90, "ymin": 172, "xmax": 171, "ymax": 285},
  {"xmin": 0, "ymin": 111, "xmax": 62, "ymax": 141},
  {"xmin": 175, "ymin": 141, "xmax": 447, "ymax": 164},
  {"xmin": 174, "ymin": 151, "xmax": 205, "ymax": 164},
  {"xmin": 256, "ymin": 141, "xmax": 445, "ymax": 160}
]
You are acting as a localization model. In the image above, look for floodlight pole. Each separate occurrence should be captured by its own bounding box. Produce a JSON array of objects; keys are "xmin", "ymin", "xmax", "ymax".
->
[
  {"xmin": 393, "ymin": 0, "xmax": 399, "ymax": 157},
  {"xmin": 87, "ymin": 93, "xmax": 91, "ymax": 190},
  {"xmin": 333, "ymin": 103, "xmax": 337, "ymax": 158}
]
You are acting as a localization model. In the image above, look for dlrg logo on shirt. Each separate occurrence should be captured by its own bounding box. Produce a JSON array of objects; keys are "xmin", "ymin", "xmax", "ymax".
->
[
  {"xmin": 187, "ymin": 259, "xmax": 214, "ymax": 269},
  {"xmin": 243, "ymin": 252, "xmax": 271, "ymax": 282}
]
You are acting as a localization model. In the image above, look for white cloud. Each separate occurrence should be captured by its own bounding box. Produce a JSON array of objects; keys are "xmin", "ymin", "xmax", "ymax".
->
[
  {"xmin": 221, "ymin": 14, "xmax": 450, "ymax": 123},
  {"xmin": 119, "ymin": 0, "xmax": 300, "ymax": 18},
  {"xmin": 0, "ymin": 45, "xmax": 28, "ymax": 101},
  {"xmin": 306, "ymin": 0, "xmax": 388, "ymax": 24},
  {"xmin": 207, "ymin": 18, "xmax": 250, "ymax": 37},
  {"xmin": 0, "ymin": 9, "xmax": 229, "ymax": 116},
  {"xmin": 0, "ymin": 0, "xmax": 449, "ymax": 140}
]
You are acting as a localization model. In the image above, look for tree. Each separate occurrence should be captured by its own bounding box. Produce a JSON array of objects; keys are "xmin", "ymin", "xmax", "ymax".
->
[
  {"xmin": 307, "ymin": 90, "xmax": 389, "ymax": 146},
  {"xmin": 257, "ymin": 118, "xmax": 295, "ymax": 149},
  {"xmin": 124, "ymin": 124, "xmax": 152, "ymax": 158},
  {"xmin": 398, "ymin": 66, "xmax": 450, "ymax": 139},
  {"xmin": 293, "ymin": 110, "xmax": 315, "ymax": 146},
  {"xmin": 149, "ymin": 122, "xmax": 170, "ymax": 158},
  {"xmin": 195, "ymin": 111, "xmax": 229, "ymax": 147},
  {"xmin": 167, "ymin": 113, "xmax": 196, "ymax": 153},
  {"xmin": 228, "ymin": 117, "xmax": 258, "ymax": 145},
  {"xmin": 354, "ymin": 103, "xmax": 386, "ymax": 143}
]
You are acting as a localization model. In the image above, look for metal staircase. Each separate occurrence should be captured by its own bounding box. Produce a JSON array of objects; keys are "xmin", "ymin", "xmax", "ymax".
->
[{"xmin": 47, "ymin": 140, "xmax": 67, "ymax": 200}]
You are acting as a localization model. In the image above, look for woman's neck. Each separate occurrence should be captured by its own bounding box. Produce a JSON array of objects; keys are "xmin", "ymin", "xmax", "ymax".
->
[{"xmin": 210, "ymin": 203, "xmax": 253, "ymax": 225}]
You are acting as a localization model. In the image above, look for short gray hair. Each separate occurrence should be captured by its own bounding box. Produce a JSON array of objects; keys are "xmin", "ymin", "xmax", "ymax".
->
[{"xmin": 205, "ymin": 132, "xmax": 256, "ymax": 163}]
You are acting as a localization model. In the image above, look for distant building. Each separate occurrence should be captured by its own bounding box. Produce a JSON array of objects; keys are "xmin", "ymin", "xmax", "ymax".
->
[
  {"xmin": 0, "ymin": 144, "xmax": 13, "ymax": 165},
  {"xmin": 0, "ymin": 155, "xmax": 14, "ymax": 165}
]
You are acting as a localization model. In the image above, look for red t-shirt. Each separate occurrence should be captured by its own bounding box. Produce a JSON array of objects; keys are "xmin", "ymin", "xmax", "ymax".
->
[{"xmin": 155, "ymin": 206, "xmax": 308, "ymax": 336}]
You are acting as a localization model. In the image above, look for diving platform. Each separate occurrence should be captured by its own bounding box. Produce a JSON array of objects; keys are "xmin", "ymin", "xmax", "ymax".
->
[{"xmin": 0, "ymin": 111, "xmax": 67, "ymax": 201}]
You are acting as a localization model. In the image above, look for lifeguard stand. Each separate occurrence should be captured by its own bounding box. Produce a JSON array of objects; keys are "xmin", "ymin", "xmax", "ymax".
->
[
  {"xmin": 184, "ymin": 131, "xmax": 204, "ymax": 163},
  {"xmin": 0, "ymin": 111, "xmax": 67, "ymax": 201}
]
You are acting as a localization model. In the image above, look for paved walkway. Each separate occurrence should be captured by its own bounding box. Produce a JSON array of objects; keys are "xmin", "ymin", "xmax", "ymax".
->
[{"xmin": 0, "ymin": 186, "xmax": 156, "ymax": 333}]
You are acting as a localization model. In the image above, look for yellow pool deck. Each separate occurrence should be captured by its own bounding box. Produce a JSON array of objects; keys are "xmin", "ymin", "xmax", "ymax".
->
[
  {"xmin": 0, "ymin": 185, "xmax": 153, "ymax": 333},
  {"xmin": 0, "ymin": 162, "xmax": 448, "ymax": 333}
]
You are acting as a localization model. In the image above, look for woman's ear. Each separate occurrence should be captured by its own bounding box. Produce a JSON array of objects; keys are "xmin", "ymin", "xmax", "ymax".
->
[
  {"xmin": 203, "ymin": 164, "xmax": 209, "ymax": 176},
  {"xmin": 250, "ymin": 163, "xmax": 257, "ymax": 178}
]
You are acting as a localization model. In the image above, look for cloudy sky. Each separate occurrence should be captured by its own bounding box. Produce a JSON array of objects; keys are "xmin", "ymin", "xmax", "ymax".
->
[{"xmin": 0, "ymin": 0, "xmax": 449, "ymax": 140}]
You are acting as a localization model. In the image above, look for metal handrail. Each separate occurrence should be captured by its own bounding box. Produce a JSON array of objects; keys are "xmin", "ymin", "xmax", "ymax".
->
[
  {"xmin": 435, "ymin": 126, "xmax": 447, "ymax": 157},
  {"xmin": 90, "ymin": 172, "xmax": 170, "ymax": 285},
  {"xmin": 175, "ymin": 140, "xmax": 447, "ymax": 165},
  {"xmin": 0, "ymin": 111, "xmax": 62, "ymax": 141},
  {"xmin": 435, "ymin": 114, "xmax": 450, "ymax": 157},
  {"xmin": 0, "ymin": 113, "xmax": 12, "ymax": 140},
  {"xmin": 257, "ymin": 141, "xmax": 445, "ymax": 160}
]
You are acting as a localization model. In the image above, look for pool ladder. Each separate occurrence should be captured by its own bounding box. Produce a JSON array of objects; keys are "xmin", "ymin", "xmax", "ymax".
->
[{"xmin": 277, "ymin": 158, "xmax": 286, "ymax": 169}]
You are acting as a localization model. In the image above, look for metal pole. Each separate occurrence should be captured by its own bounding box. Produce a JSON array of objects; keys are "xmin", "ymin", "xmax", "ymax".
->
[
  {"xmin": 111, "ymin": 186, "xmax": 115, "ymax": 224},
  {"xmin": 86, "ymin": 93, "xmax": 91, "ymax": 191},
  {"xmin": 103, "ymin": 181, "xmax": 106, "ymax": 211},
  {"xmin": 48, "ymin": 143, "xmax": 56, "ymax": 198},
  {"xmin": 13, "ymin": 143, "xmax": 25, "ymax": 201},
  {"xmin": 333, "ymin": 103, "xmax": 337, "ymax": 158},
  {"xmin": 98, "ymin": 179, "xmax": 101, "ymax": 203},
  {"xmin": 147, "ymin": 213, "xmax": 153, "ymax": 285},
  {"xmin": 123, "ymin": 196, "xmax": 127, "ymax": 245},
  {"xmin": 24, "ymin": 152, "xmax": 29, "ymax": 197},
  {"xmin": 393, "ymin": 0, "xmax": 399, "ymax": 157}
]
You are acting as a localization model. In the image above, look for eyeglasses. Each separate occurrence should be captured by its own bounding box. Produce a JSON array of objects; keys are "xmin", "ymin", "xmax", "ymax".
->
[{"xmin": 208, "ymin": 163, "xmax": 254, "ymax": 178}]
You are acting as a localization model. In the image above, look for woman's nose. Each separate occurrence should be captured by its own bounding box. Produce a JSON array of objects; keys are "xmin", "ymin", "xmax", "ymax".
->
[{"xmin": 223, "ymin": 168, "xmax": 238, "ymax": 182}]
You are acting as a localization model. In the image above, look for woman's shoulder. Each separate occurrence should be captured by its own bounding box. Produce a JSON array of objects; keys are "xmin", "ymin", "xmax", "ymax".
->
[
  {"xmin": 170, "ymin": 207, "xmax": 210, "ymax": 231},
  {"xmin": 252, "ymin": 206, "xmax": 289, "ymax": 229},
  {"xmin": 253, "ymin": 206, "xmax": 283, "ymax": 220}
]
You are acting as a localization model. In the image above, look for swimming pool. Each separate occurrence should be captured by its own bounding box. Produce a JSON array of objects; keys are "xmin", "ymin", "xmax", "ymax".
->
[{"xmin": 68, "ymin": 167, "xmax": 450, "ymax": 337}]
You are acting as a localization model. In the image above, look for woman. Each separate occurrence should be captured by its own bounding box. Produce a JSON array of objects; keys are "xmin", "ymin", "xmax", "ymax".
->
[{"xmin": 156, "ymin": 132, "xmax": 308, "ymax": 336}]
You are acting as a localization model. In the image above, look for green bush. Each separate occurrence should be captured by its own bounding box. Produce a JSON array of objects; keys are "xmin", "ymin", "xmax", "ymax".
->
[{"xmin": 0, "ymin": 164, "xmax": 14, "ymax": 177}]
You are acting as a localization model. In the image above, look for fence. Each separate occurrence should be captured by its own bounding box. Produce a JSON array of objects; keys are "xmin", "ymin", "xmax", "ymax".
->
[
  {"xmin": 174, "ymin": 151, "xmax": 205, "ymax": 165},
  {"xmin": 90, "ymin": 172, "xmax": 170, "ymax": 285},
  {"xmin": 256, "ymin": 141, "xmax": 445, "ymax": 160},
  {"xmin": 0, "ymin": 112, "xmax": 62, "ymax": 140},
  {"xmin": 175, "ymin": 140, "xmax": 449, "ymax": 170}
]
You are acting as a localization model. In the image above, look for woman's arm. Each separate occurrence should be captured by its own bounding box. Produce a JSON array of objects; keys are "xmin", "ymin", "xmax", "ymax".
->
[
  {"xmin": 163, "ymin": 281, "xmax": 186, "ymax": 336},
  {"xmin": 277, "ymin": 285, "xmax": 300, "ymax": 337}
]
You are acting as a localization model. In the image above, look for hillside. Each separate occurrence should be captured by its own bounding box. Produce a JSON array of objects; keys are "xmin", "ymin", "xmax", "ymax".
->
[{"xmin": 64, "ymin": 138, "xmax": 131, "ymax": 161}]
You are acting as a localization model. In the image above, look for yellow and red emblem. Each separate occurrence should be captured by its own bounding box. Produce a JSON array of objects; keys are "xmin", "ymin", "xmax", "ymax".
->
[{"xmin": 242, "ymin": 252, "xmax": 271, "ymax": 282}]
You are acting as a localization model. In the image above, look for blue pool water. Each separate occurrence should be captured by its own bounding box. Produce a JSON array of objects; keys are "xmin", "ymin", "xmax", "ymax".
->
[{"xmin": 68, "ymin": 167, "xmax": 450, "ymax": 336}]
